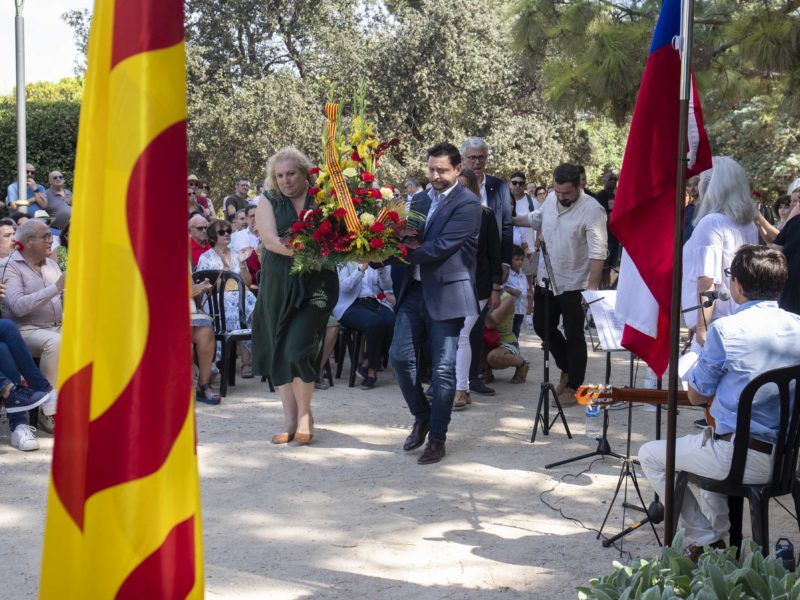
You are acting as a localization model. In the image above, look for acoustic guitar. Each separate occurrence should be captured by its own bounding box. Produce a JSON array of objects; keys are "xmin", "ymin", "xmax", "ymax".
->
[{"xmin": 575, "ymin": 385, "xmax": 714, "ymax": 429}]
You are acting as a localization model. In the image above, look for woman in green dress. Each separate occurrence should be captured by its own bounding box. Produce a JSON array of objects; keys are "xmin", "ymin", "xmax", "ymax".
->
[{"xmin": 253, "ymin": 147, "xmax": 339, "ymax": 445}]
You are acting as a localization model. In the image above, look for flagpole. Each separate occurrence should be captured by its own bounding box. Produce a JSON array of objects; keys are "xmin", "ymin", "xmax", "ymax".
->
[
  {"xmin": 664, "ymin": 0, "xmax": 696, "ymax": 545},
  {"xmin": 15, "ymin": 0, "xmax": 27, "ymax": 205}
]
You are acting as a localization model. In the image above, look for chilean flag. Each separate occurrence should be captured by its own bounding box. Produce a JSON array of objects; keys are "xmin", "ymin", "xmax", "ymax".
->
[{"xmin": 610, "ymin": 0, "xmax": 712, "ymax": 377}]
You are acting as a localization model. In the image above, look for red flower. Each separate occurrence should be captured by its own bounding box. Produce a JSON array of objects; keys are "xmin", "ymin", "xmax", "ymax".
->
[
  {"xmin": 320, "ymin": 247, "xmax": 331, "ymax": 257},
  {"xmin": 361, "ymin": 172, "xmax": 375, "ymax": 183},
  {"xmin": 387, "ymin": 211, "xmax": 400, "ymax": 223},
  {"xmin": 331, "ymin": 189, "xmax": 337, "ymax": 197},
  {"xmin": 310, "ymin": 167, "xmax": 320, "ymax": 175},
  {"xmin": 318, "ymin": 220, "xmax": 333, "ymax": 235},
  {"xmin": 293, "ymin": 241, "xmax": 303, "ymax": 249},
  {"xmin": 376, "ymin": 292, "xmax": 386, "ymax": 301},
  {"xmin": 351, "ymin": 151, "xmax": 361, "ymax": 162},
  {"xmin": 292, "ymin": 221, "xmax": 305, "ymax": 233},
  {"xmin": 352, "ymin": 197, "xmax": 362, "ymax": 205},
  {"xmin": 371, "ymin": 222, "xmax": 385, "ymax": 234},
  {"xmin": 370, "ymin": 237, "xmax": 384, "ymax": 250},
  {"xmin": 333, "ymin": 208, "xmax": 347, "ymax": 218},
  {"xmin": 308, "ymin": 186, "xmax": 321, "ymax": 196},
  {"xmin": 13, "ymin": 241, "xmax": 24, "ymax": 252},
  {"xmin": 369, "ymin": 188, "xmax": 382, "ymax": 200},
  {"xmin": 398, "ymin": 243, "xmax": 408, "ymax": 258},
  {"xmin": 355, "ymin": 187, "xmax": 368, "ymax": 197}
]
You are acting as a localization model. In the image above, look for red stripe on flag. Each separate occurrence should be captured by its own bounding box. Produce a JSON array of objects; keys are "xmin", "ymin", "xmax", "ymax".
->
[
  {"xmin": 116, "ymin": 516, "xmax": 196, "ymax": 600},
  {"xmin": 51, "ymin": 363, "xmax": 93, "ymax": 529},
  {"xmin": 52, "ymin": 123, "xmax": 191, "ymax": 530},
  {"xmin": 112, "ymin": 0, "xmax": 184, "ymax": 68}
]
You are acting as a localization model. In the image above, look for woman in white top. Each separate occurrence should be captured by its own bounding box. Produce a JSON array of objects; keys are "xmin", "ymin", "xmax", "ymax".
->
[
  {"xmin": 333, "ymin": 262, "xmax": 395, "ymax": 389},
  {"xmin": 682, "ymin": 156, "xmax": 758, "ymax": 349},
  {"xmin": 196, "ymin": 219, "xmax": 258, "ymax": 377}
]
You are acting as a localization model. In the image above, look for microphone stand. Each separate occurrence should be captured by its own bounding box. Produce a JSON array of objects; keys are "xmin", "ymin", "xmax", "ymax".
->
[{"xmin": 530, "ymin": 241, "xmax": 572, "ymax": 442}]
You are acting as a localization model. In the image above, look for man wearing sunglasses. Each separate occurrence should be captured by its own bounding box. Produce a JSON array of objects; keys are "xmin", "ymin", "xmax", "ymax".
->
[
  {"xmin": 6, "ymin": 163, "xmax": 47, "ymax": 217},
  {"xmin": 44, "ymin": 171, "xmax": 72, "ymax": 232}
]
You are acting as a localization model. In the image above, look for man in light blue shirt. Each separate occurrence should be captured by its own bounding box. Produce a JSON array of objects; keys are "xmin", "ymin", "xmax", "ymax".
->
[
  {"xmin": 640, "ymin": 245, "xmax": 800, "ymax": 558},
  {"xmin": 6, "ymin": 163, "xmax": 47, "ymax": 216}
]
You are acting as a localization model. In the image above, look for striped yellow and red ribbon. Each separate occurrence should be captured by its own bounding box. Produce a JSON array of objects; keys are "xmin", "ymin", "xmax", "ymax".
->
[
  {"xmin": 324, "ymin": 103, "xmax": 361, "ymax": 232},
  {"xmin": 40, "ymin": 1, "xmax": 203, "ymax": 598}
]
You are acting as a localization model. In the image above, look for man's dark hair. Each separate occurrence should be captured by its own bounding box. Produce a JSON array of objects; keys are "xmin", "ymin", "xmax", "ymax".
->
[
  {"xmin": 234, "ymin": 176, "xmax": 249, "ymax": 185},
  {"xmin": 729, "ymin": 245, "xmax": 787, "ymax": 301},
  {"xmin": 511, "ymin": 245, "xmax": 525, "ymax": 258},
  {"xmin": 427, "ymin": 142, "xmax": 461, "ymax": 168},
  {"xmin": 576, "ymin": 165, "xmax": 586, "ymax": 175},
  {"xmin": 245, "ymin": 205, "xmax": 257, "ymax": 216},
  {"xmin": 509, "ymin": 171, "xmax": 526, "ymax": 182},
  {"xmin": 236, "ymin": 207, "xmax": 247, "ymax": 217},
  {"xmin": 553, "ymin": 163, "xmax": 581, "ymax": 187},
  {"xmin": 0, "ymin": 218, "xmax": 16, "ymax": 228}
]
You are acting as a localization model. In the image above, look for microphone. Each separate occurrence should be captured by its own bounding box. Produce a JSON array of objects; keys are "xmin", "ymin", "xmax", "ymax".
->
[{"xmin": 700, "ymin": 288, "xmax": 731, "ymax": 302}]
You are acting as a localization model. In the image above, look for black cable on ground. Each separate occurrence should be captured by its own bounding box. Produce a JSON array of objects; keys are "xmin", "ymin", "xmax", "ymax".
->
[{"xmin": 539, "ymin": 457, "xmax": 634, "ymax": 562}]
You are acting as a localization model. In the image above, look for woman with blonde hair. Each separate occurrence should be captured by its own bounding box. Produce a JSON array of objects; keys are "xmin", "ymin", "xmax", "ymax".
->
[{"xmin": 252, "ymin": 148, "xmax": 338, "ymax": 444}]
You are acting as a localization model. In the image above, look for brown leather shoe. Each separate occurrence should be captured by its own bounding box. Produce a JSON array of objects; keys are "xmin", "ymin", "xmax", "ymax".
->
[
  {"xmin": 557, "ymin": 386, "xmax": 578, "ymax": 407},
  {"xmin": 403, "ymin": 420, "xmax": 429, "ymax": 451},
  {"xmin": 417, "ymin": 439, "xmax": 445, "ymax": 464},
  {"xmin": 555, "ymin": 372, "xmax": 569, "ymax": 395},
  {"xmin": 685, "ymin": 540, "xmax": 726, "ymax": 563},
  {"xmin": 453, "ymin": 390, "xmax": 469, "ymax": 411}
]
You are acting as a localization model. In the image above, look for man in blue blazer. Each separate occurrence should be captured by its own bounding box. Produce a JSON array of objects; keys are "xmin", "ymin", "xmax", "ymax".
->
[{"xmin": 389, "ymin": 142, "xmax": 482, "ymax": 465}]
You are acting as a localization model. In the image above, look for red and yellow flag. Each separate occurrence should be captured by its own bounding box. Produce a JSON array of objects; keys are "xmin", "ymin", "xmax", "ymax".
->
[{"xmin": 40, "ymin": 1, "xmax": 203, "ymax": 598}]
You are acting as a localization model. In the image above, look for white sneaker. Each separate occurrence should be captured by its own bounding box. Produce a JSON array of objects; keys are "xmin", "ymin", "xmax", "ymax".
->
[
  {"xmin": 10, "ymin": 424, "xmax": 39, "ymax": 451},
  {"xmin": 38, "ymin": 409, "xmax": 55, "ymax": 434},
  {"xmin": 41, "ymin": 388, "xmax": 57, "ymax": 416}
]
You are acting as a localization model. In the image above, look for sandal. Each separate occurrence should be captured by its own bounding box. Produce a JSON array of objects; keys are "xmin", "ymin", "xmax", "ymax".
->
[
  {"xmin": 196, "ymin": 383, "xmax": 221, "ymax": 405},
  {"xmin": 241, "ymin": 364, "xmax": 253, "ymax": 379}
]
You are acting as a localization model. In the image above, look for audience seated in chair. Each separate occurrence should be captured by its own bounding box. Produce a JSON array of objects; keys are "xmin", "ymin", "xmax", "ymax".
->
[
  {"xmin": 2, "ymin": 219, "xmax": 63, "ymax": 433},
  {"xmin": 196, "ymin": 220, "xmax": 257, "ymax": 378},
  {"xmin": 191, "ymin": 278, "xmax": 221, "ymax": 405}
]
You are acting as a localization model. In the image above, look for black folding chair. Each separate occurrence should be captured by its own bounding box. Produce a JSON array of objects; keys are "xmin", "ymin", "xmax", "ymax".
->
[
  {"xmin": 335, "ymin": 326, "xmax": 363, "ymax": 388},
  {"xmin": 672, "ymin": 363, "xmax": 800, "ymax": 555},
  {"xmin": 193, "ymin": 269, "xmax": 273, "ymax": 396}
]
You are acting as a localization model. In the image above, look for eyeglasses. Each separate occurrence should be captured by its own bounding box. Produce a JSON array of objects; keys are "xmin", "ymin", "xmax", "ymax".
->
[
  {"xmin": 51, "ymin": 175, "xmax": 64, "ymax": 180},
  {"xmin": 724, "ymin": 268, "xmax": 732, "ymax": 278},
  {"xmin": 32, "ymin": 234, "xmax": 53, "ymax": 242},
  {"xmin": 510, "ymin": 180, "xmax": 525, "ymax": 186},
  {"xmin": 26, "ymin": 170, "xmax": 35, "ymax": 175},
  {"xmin": 218, "ymin": 229, "xmax": 232, "ymax": 236},
  {"xmin": 465, "ymin": 155, "xmax": 486, "ymax": 163},
  {"xmin": 192, "ymin": 226, "xmax": 207, "ymax": 231},
  {"xmin": 188, "ymin": 181, "xmax": 197, "ymax": 187}
]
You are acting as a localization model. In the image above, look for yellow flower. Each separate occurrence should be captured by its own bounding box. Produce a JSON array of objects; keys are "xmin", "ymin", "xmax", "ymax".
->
[
  {"xmin": 360, "ymin": 213, "xmax": 375, "ymax": 227},
  {"xmin": 316, "ymin": 189, "xmax": 327, "ymax": 203},
  {"xmin": 342, "ymin": 167, "xmax": 359, "ymax": 178},
  {"xmin": 380, "ymin": 186, "xmax": 394, "ymax": 201}
]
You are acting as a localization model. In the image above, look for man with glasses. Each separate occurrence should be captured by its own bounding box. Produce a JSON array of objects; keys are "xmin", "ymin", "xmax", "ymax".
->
[
  {"xmin": 189, "ymin": 214, "xmax": 211, "ymax": 268},
  {"xmin": 2, "ymin": 219, "xmax": 65, "ymax": 434},
  {"xmin": 639, "ymin": 245, "xmax": 800, "ymax": 561},
  {"xmin": 44, "ymin": 171, "xmax": 72, "ymax": 232},
  {"xmin": 509, "ymin": 171, "xmax": 538, "ymax": 329},
  {"xmin": 224, "ymin": 176, "xmax": 251, "ymax": 222},
  {"xmin": 6, "ymin": 163, "xmax": 47, "ymax": 217}
]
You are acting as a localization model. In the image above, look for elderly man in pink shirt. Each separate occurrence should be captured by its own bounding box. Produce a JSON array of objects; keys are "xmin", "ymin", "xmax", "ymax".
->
[{"xmin": 2, "ymin": 219, "xmax": 64, "ymax": 432}]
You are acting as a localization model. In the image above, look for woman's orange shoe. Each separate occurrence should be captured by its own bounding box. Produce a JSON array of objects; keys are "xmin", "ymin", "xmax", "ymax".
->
[
  {"xmin": 293, "ymin": 432, "xmax": 314, "ymax": 445},
  {"xmin": 271, "ymin": 433, "xmax": 294, "ymax": 444}
]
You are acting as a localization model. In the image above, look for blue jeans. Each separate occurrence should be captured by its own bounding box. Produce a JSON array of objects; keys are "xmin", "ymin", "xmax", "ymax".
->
[
  {"xmin": 0, "ymin": 319, "xmax": 51, "ymax": 431},
  {"xmin": 389, "ymin": 283, "xmax": 464, "ymax": 442}
]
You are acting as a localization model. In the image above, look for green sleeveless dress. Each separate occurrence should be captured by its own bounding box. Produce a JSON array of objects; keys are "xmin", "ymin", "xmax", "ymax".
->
[{"xmin": 251, "ymin": 194, "xmax": 339, "ymax": 386}]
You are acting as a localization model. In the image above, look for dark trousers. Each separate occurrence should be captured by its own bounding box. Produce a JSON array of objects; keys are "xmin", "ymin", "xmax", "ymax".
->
[
  {"xmin": 339, "ymin": 299, "xmax": 395, "ymax": 370},
  {"xmin": 532, "ymin": 287, "xmax": 587, "ymax": 390},
  {"xmin": 389, "ymin": 284, "xmax": 464, "ymax": 442},
  {"xmin": 468, "ymin": 301, "xmax": 490, "ymax": 384},
  {"xmin": 0, "ymin": 318, "xmax": 52, "ymax": 430}
]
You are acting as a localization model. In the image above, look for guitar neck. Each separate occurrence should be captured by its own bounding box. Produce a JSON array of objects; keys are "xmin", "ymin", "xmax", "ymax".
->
[{"xmin": 611, "ymin": 388, "xmax": 690, "ymax": 405}]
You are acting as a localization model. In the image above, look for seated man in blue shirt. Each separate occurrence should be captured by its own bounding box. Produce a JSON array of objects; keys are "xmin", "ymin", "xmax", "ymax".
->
[
  {"xmin": 6, "ymin": 163, "xmax": 47, "ymax": 217},
  {"xmin": 639, "ymin": 245, "xmax": 800, "ymax": 560}
]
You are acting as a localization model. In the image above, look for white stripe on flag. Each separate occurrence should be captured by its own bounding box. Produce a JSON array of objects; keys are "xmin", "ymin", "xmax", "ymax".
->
[
  {"xmin": 686, "ymin": 78, "xmax": 700, "ymax": 169},
  {"xmin": 615, "ymin": 250, "xmax": 660, "ymax": 338}
]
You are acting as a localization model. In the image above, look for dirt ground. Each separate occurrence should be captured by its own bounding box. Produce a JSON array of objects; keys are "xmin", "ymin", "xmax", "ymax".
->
[{"xmin": 2, "ymin": 328, "xmax": 797, "ymax": 599}]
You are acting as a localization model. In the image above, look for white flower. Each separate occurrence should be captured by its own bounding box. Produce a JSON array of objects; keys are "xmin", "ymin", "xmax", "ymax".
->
[
  {"xmin": 360, "ymin": 213, "xmax": 376, "ymax": 226},
  {"xmin": 380, "ymin": 186, "xmax": 394, "ymax": 201},
  {"xmin": 342, "ymin": 167, "xmax": 359, "ymax": 178}
]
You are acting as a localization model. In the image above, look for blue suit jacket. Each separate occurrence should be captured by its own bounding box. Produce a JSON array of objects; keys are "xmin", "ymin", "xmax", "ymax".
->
[
  {"xmin": 397, "ymin": 184, "xmax": 482, "ymax": 321},
  {"xmin": 484, "ymin": 174, "xmax": 513, "ymax": 265}
]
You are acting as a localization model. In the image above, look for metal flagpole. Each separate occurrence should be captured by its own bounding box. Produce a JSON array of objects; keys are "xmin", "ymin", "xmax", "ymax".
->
[
  {"xmin": 15, "ymin": 0, "xmax": 27, "ymax": 203},
  {"xmin": 664, "ymin": 0, "xmax": 696, "ymax": 545}
]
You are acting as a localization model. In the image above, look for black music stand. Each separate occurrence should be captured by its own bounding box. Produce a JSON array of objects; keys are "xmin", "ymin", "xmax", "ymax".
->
[{"xmin": 530, "ymin": 242, "xmax": 571, "ymax": 443}]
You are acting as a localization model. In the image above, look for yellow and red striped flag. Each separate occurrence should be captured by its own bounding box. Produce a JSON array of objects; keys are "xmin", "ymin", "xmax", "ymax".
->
[{"xmin": 40, "ymin": 1, "xmax": 203, "ymax": 598}]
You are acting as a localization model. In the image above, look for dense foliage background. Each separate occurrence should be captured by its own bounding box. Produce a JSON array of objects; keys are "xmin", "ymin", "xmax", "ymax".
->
[{"xmin": 3, "ymin": 0, "xmax": 798, "ymax": 203}]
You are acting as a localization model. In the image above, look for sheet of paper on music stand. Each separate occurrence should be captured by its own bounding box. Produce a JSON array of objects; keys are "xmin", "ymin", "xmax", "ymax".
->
[
  {"xmin": 677, "ymin": 351, "xmax": 698, "ymax": 391},
  {"xmin": 581, "ymin": 290, "xmax": 624, "ymax": 351}
]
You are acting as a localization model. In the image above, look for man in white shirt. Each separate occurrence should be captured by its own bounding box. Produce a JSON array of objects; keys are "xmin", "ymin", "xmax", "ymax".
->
[
  {"xmin": 509, "ymin": 171, "xmax": 539, "ymax": 329},
  {"xmin": 404, "ymin": 178, "xmax": 420, "ymax": 210},
  {"xmin": 513, "ymin": 163, "xmax": 607, "ymax": 405},
  {"xmin": 230, "ymin": 205, "xmax": 259, "ymax": 253}
]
